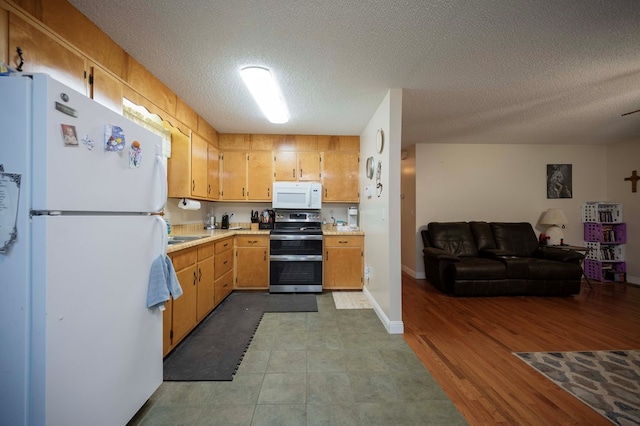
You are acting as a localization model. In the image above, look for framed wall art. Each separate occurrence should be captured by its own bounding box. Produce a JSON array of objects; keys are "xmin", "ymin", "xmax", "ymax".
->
[{"xmin": 547, "ymin": 164, "xmax": 572, "ymax": 199}]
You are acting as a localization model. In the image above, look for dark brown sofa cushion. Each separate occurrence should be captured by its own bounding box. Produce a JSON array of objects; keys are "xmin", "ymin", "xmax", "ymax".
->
[{"xmin": 428, "ymin": 222, "xmax": 478, "ymax": 257}]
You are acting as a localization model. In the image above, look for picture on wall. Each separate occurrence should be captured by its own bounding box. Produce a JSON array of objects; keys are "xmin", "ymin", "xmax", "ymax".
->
[{"xmin": 547, "ymin": 164, "xmax": 572, "ymax": 199}]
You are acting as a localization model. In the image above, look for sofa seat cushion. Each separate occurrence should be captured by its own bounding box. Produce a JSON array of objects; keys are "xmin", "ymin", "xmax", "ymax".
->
[
  {"xmin": 499, "ymin": 257, "xmax": 582, "ymax": 280},
  {"xmin": 449, "ymin": 258, "xmax": 506, "ymax": 280}
]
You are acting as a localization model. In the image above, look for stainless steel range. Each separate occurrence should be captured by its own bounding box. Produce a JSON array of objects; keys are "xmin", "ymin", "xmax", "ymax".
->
[{"xmin": 269, "ymin": 210, "xmax": 323, "ymax": 293}]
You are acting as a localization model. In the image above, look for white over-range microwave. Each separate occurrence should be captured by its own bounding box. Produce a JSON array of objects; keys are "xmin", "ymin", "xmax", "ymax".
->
[{"xmin": 272, "ymin": 182, "xmax": 322, "ymax": 209}]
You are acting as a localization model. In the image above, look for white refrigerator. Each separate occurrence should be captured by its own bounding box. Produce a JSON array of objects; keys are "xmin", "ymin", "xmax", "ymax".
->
[{"xmin": 0, "ymin": 74, "xmax": 167, "ymax": 426}]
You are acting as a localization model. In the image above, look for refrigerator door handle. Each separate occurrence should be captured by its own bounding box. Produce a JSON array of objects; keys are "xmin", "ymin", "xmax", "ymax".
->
[
  {"xmin": 155, "ymin": 215, "xmax": 168, "ymax": 254},
  {"xmin": 154, "ymin": 147, "xmax": 167, "ymax": 213}
]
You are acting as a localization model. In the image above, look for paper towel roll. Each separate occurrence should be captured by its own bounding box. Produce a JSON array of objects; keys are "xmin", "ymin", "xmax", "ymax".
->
[{"xmin": 178, "ymin": 198, "xmax": 201, "ymax": 210}]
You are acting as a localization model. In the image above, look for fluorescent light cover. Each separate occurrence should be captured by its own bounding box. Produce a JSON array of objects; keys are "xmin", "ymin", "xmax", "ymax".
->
[{"xmin": 240, "ymin": 67, "xmax": 289, "ymax": 124}]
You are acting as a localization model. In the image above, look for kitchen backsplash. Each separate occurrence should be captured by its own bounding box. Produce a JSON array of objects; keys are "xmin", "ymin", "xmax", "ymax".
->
[{"xmin": 165, "ymin": 199, "xmax": 354, "ymax": 226}]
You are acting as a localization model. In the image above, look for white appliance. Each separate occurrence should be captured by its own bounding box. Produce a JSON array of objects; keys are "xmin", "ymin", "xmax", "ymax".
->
[
  {"xmin": 0, "ymin": 74, "xmax": 167, "ymax": 426},
  {"xmin": 347, "ymin": 206, "xmax": 359, "ymax": 229},
  {"xmin": 272, "ymin": 181, "xmax": 322, "ymax": 210}
]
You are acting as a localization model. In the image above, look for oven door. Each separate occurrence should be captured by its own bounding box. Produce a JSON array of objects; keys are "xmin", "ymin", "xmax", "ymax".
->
[
  {"xmin": 269, "ymin": 255, "xmax": 323, "ymax": 293},
  {"xmin": 270, "ymin": 234, "xmax": 322, "ymax": 256}
]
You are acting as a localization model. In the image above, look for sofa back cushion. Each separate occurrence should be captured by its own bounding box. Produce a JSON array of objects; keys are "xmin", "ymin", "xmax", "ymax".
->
[
  {"xmin": 469, "ymin": 221, "xmax": 496, "ymax": 251},
  {"xmin": 427, "ymin": 222, "xmax": 478, "ymax": 257},
  {"xmin": 490, "ymin": 222, "xmax": 539, "ymax": 257}
]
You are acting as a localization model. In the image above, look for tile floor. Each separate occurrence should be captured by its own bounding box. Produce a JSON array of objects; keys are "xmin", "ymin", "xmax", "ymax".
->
[{"xmin": 129, "ymin": 293, "xmax": 466, "ymax": 425}]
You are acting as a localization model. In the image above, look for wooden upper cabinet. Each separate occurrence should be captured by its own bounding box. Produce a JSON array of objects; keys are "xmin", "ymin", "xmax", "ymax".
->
[
  {"xmin": 274, "ymin": 151, "xmax": 320, "ymax": 182},
  {"xmin": 219, "ymin": 134, "xmax": 251, "ymax": 151},
  {"xmin": 88, "ymin": 62, "xmax": 123, "ymax": 114},
  {"xmin": 220, "ymin": 151, "xmax": 247, "ymax": 200},
  {"xmin": 322, "ymin": 152, "xmax": 360, "ymax": 202},
  {"xmin": 317, "ymin": 135, "xmax": 360, "ymax": 152},
  {"xmin": 175, "ymin": 98, "xmax": 198, "ymax": 131},
  {"xmin": 166, "ymin": 123, "xmax": 192, "ymax": 198},
  {"xmin": 191, "ymin": 133, "xmax": 209, "ymax": 198},
  {"xmin": 8, "ymin": 12, "xmax": 86, "ymax": 94},
  {"xmin": 273, "ymin": 151, "xmax": 297, "ymax": 181},
  {"xmin": 247, "ymin": 151, "xmax": 273, "ymax": 201},
  {"xmin": 207, "ymin": 143, "xmax": 219, "ymax": 200}
]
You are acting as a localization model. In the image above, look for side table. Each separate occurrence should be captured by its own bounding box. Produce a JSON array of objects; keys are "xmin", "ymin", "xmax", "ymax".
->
[{"xmin": 545, "ymin": 245, "xmax": 592, "ymax": 288}]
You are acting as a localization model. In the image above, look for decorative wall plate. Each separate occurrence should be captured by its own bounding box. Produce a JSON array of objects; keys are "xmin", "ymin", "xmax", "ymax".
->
[
  {"xmin": 376, "ymin": 128, "xmax": 384, "ymax": 154},
  {"xmin": 366, "ymin": 156, "xmax": 375, "ymax": 179}
]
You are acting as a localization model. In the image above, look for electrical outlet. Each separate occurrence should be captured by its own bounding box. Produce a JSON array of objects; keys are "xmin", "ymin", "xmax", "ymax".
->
[{"xmin": 364, "ymin": 266, "xmax": 370, "ymax": 279}]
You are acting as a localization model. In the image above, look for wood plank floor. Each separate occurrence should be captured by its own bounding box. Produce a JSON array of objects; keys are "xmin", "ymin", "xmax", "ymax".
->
[{"xmin": 402, "ymin": 274, "xmax": 640, "ymax": 426}]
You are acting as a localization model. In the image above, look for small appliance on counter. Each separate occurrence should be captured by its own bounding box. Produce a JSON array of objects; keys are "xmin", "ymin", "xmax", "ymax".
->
[
  {"xmin": 347, "ymin": 206, "xmax": 359, "ymax": 229},
  {"xmin": 221, "ymin": 213, "xmax": 230, "ymax": 229}
]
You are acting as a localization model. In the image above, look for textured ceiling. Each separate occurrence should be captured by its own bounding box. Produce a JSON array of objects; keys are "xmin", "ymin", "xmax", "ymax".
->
[{"xmin": 68, "ymin": 0, "xmax": 640, "ymax": 146}]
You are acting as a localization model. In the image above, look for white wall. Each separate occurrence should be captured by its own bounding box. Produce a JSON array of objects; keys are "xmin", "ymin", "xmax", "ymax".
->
[
  {"xmin": 400, "ymin": 145, "xmax": 417, "ymax": 276},
  {"xmin": 413, "ymin": 143, "xmax": 608, "ymax": 277},
  {"xmin": 606, "ymin": 139, "xmax": 640, "ymax": 284},
  {"xmin": 360, "ymin": 89, "xmax": 403, "ymax": 333}
]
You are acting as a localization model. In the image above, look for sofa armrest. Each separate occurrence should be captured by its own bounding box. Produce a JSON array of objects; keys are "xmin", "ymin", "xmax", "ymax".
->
[
  {"xmin": 423, "ymin": 247, "xmax": 460, "ymax": 262},
  {"xmin": 534, "ymin": 247, "xmax": 585, "ymax": 263},
  {"xmin": 480, "ymin": 248, "xmax": 517, "ymax": 259}
]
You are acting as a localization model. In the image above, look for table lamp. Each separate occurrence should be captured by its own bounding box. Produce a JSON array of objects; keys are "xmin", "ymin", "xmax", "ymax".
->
[{"xmin": 540, "ymin": 208, "xmax": 568, "ymax": 245}]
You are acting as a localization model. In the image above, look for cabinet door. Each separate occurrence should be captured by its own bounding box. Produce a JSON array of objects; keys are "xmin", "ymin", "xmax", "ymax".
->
[
  {"xmin": 171, "ymin": 264, "xmax": 197, "ymax": 344},
  {"xmin": 191, "ymin": 133, "xmax": 209, "ymax": 198},
  {"xmin": 322, "ymin": 152, "xmax": 359, "ymax": 202},
  {"xmin": 167, "ymin": 124, "xmax": 192, "ymax": 198},
  {"xmin": 324, "ymin": 236, "xmax": 363, "ymax": 289},
  {"xmin": 9, "ymin": 13, "xmax": 86, "ymax": 94},
  {"xmin": 215, "ymin": 269, "xmax": 234, "ymax": 306},
  {"xmin": 196, "ymin": 257, "xmax": 214, "ymax": 321},
  {"xmin": 207, "ymin": 144, "xmax": 219, "ymax": 200},
  {"xmin": 162, "ymin": 298, "xmax": 173, "ymax": 356},
  {"xmin": 88, "ymin": 62, "xmax": 123, "ymax": 114},
  {"xmin": 235, "ymin": 236, "xmax": 269, "ymax": 289},
  {"xmin": 298, "ymin": 152, "xmax": 321, "ymax": 181},
  {"xmin": 247, "ymin": 151, "xmax": 273, "ymax": 200},
  {"xmin": 220, "ymin": 151, "xmax": 247, "ymax": 200},
  {"xmin": 274, "ymin": 151, "xmax": 297, "ymax": 181}
]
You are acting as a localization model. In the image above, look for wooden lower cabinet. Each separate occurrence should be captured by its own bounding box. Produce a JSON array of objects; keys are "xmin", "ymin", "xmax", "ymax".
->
[
  {"xmin": 235, "ymin": 235, "xmax": 269, "ymax": 289},
  {"xmin": 214, "ymin": 236, "xmax": 234, "ymax": 302},
  {"xmin": 162, "ymin": 298, "xmax": 173, "ymax": 357},
  {"xmin": 323, "ymin": 235, "xmax": 364, "ymax": 290},
  {"xmin": 196, "ymin": 243, "xmax": 215, "ymax": 321},
  {"xmin": 168, "ymin": 247, "xmax": 198, "ymax": 348}
]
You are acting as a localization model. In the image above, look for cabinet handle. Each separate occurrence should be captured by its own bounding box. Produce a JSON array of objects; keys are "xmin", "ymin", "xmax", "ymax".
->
[
  {"xmin": 193, "ymin": 271, "xmax": 197, "ymax": 285},
  {"xmin": 192, "ymin": 180, "xmax": 196, "ymax": 191},
  {"xmin": 268, "ymin": 188, "xmax": 270, "ymax": 197},
  {"xmin": 339, "ymin": 240, "xmax": 348, "ymax": 244},
  {"xmin": 242, "ymin": 187, "xmax": 245, "ymax": 197},
  {"xmin": 325, "ymin": 251, "xmax": 329, "ymax": 261},
  {"xmin": 324, "ymin": 188, "xmax": 327, "ymax": 197},
  {"xmin": 292, "ymin": 168, "xmax": 296, "ymax": 178},
  {"xmin": 224, "ymin": 260, "xmax": 228, "ymax": 265},
  {"xmin": 208, "ymin": 184, "xmax": 211, "ymax": 195},
  {"xmin": 300, "ymin": 168, "xmax": 303, "ymax": 178},
  {"xmin": 199, "ymin": 268, "xmax": 202, "ymax": 281},
  {"xmin": 264, "ymin": 250, "xmax": 267, "ymax": 261},
  {"xmin": 224, "ymin": 243, "xmax": 228, "ymax": 247}
]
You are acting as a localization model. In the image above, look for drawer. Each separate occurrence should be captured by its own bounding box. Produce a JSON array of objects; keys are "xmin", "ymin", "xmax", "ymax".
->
[
  {"xmin": 235, "ymin": 235, "xmax": 268, "ymax": 247},
  {"xmin": 215, "ymin": 247, "xmax": 234, "ymax": 278},
  {"xmin": 170, "ymin": 247, "xmax": 197, "ymax": 271},
  {"xmin": 215, "ymin": 269, "xmax": 233, "ymax": 304},
  {"xmin": 324, "ymin": 236, "xmax": 363, "ymax": 248},
  {"xmin": 214, "ymin": 237, "xmax": 233, "ymax": 254},
  {"xmin": 197, "ymin": 242, "xmax": 214, "ymax": 260}
]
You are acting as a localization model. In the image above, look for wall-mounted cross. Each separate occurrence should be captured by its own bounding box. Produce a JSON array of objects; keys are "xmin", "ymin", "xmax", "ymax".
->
[{"xmin": 624, "ymin": 170, "xmax": 639, "ymax": 193}]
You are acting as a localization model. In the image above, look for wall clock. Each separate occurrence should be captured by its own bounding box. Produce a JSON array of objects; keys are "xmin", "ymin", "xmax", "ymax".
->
[{"xmin": 376, "ymin": 128, "xmax": 384, "ymax": 154}]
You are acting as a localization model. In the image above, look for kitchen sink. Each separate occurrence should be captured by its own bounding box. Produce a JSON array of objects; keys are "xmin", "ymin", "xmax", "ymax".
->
[{"xmin": 167, "ymin": 235, "xmax": 209, "ymax": 245}]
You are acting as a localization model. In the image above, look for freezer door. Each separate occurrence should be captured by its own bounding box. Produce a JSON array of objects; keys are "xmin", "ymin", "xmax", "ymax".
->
[
  {"xmin": 30, "ymin": 214, "xmax": 164, "ymax": 426},
  {"xmin": 30, "ymin": 74, "xmax": 166, "ymax": 213}
]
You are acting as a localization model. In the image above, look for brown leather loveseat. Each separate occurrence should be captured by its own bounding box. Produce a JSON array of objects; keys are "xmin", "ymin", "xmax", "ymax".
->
[{"xmin": 421, "ymin": 222, "xmax": 584, "ymax": 296}]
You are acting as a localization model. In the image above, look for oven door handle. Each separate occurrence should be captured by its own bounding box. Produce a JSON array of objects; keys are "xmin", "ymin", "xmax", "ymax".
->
[
  {"xmin": 270, "ymin": 235, "xmax": 323, "ymax": 241},
  {"xmin": 270, "ymin": 255, "xmax": 323, "ymax": 261}
]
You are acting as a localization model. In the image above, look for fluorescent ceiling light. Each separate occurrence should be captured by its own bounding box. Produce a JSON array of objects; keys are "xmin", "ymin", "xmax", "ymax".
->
[{"xmin": 240, "ymin": 66, "xmax": 289, "ymax": 124}]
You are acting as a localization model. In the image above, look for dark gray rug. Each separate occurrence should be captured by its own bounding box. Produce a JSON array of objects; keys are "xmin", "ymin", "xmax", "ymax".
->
[{"xmin": 163, "ymin": 292, "xmax": 318, "ymax": 381}]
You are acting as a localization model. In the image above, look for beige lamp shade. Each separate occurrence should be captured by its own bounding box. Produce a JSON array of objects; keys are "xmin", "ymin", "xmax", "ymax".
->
[{"xmin": 540, "ymin": 208, "xmax": 568, "ymax": 245}]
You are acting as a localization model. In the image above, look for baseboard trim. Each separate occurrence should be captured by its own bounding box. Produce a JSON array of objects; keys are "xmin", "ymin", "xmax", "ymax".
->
[
  {"xmin": 627, "ymin": 275, "xmax": 639, "ymax": 285},
  {"xmin": 362, "ymin": 287, "xmax": 404, "ymax": 335}
]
